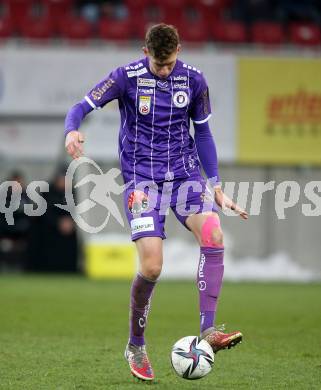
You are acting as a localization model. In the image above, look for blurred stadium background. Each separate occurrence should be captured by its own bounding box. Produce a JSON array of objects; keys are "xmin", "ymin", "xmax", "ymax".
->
[
  {"xmin": 0, "ymin": 0, "xmax": 321, "ymax": 279},
  {"xmin": 0, "ymin": 2, "xmax": 321, "ymax": 388}
]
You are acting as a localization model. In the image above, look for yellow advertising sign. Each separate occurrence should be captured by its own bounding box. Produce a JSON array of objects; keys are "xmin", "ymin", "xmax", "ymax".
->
[
  {"xmin": 238, "ymin": 58, "xmax": 321, "ymax": 164},
  {"xmin": 85, "ymin": 242, "xmax": 136, "ymax": 279}
]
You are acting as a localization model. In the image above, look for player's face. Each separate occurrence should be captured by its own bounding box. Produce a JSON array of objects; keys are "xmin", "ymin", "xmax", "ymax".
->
[{"xmin": 144, "ymin": 46, "xmax": 180, "ymax": 79}]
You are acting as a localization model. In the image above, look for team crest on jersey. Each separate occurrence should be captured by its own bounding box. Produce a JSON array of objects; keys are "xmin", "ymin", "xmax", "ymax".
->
[
  {"xmin": 173, "ymin": 91, "xmax": 189, "ymax": 108},
  {"xmin": 157, "ymin": 80, "xmax": 168, "ymax": 90},
  {"xmin": 128, "ymin": 190, "xmax": 149, "ymax": 214},
  {"xmin": 139, "ymin": 96, "xmax": 151, "ymax": 115}
]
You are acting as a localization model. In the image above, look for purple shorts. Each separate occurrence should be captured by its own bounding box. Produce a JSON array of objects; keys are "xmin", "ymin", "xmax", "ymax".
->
[{"xmin": 123, "ymin": 168, "xmax": 218, "ymax": 241}]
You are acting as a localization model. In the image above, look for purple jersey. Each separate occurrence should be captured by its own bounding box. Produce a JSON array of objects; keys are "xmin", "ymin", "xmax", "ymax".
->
[{"xmin": 84, "ymin": 58, "xmax": 212, "ymax": 183}]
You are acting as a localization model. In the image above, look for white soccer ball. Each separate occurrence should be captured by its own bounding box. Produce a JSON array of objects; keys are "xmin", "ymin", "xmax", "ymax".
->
[{"xmin": 171, "ymin": 336, "xmax": 215, "ymax": 380}]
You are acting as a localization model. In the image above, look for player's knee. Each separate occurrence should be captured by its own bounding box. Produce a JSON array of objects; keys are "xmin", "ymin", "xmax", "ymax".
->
[
  {"xmin": 201, "ymin": 216, "xmax": 224, "ymax": 248},
  {"xmin": 143, "ymin": 264, "xmax": 162, "ymax": 281},
  {"xmin": 211, "ymin": 228, "xmax": 224, "ymax": 247}
]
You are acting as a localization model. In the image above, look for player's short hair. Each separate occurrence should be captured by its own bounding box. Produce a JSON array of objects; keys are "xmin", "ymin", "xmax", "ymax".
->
[{"xmin": 145, "ymin": 24, "xmax": 180, "ymax": 61}]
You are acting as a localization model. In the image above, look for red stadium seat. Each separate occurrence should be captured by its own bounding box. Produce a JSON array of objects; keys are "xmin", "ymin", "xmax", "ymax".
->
[
  {"xmin": 289, "ymin": 23, "xmax": 321, "ymax": 46},
  {"xmin": 156, "ymin": 0, "xmax": 186, "ymax": 24},
  {"xmin": 5, "ymin": 0, "xmax": 32, "ymax": 33},
  {"xmin": 251, "ymin": 22, "xmax": 285, "ymax": 45},
  {"xmin": 198, "ymin": 0, "xmax": 232, "ymax": 29},
  {"xmin": 178, "ymin": 20, "xmax": 208, "ymax": 43},
  {"xmin": 156, "ymin": 0, "xmax": 186, "ymax": 6},
  {"xmin": 58, "ymin": 15, "xmax": 92, "ymax": 41},
  {"xmin": 128, "ymin": 1, "xmax": 164, "ymax": 40},
  {"xmin": 0, "ymin": 17, "xmax": 13, "ymax": 39},
  {"xmin": 125, "ymin": 0, "xmax": 151, "ymax": 10},
  {"xmin": 20, "ymin": 16, "xmax": 53, "ymax": 40},
  {"xmin": 177, "ymin": 1, "xmax": 210, "ymax": 43},
  {"xmin": 40, "ymin": 0, "xmax": 74, "ymax": 30},
  {"xmin": 154, "ymin": 0, "xmax": 209, "ymax": 43},
  {"xmin": 0, "ymin": 0, "xmax": 9, "ymax": 17},
  {"xmin": 212, "ymin": 20, "xmax": 247, "ymax": 43},
  {"xmin": 125, "ymin": 0, "xmax": 153, "ymax": 22},
  {"xmin": 126, "ymin": 0, "xmax": 150, "ymax": 5},
  {"xmin": 98, "ymin": 18, "xmax": 131, "ymax": 41}
]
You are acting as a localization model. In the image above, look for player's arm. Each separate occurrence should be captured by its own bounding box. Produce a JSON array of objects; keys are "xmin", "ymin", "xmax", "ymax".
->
[
  {"xmin": 194, "ymin": 120, "xmax": 220, "ymax": 186},
  {"xmin": 64, "ymin": 67, "xmax": 126, "ymax": 159},
  {"xmin": 65, "ymin": 99, "xmax": 92, "ymax": 159},
  {"xmin": 194, "ymin": 121, "xmax": 248, "ymax": 220},
  {"xmin": 191, "ymin": 73, "xmax": 248, "ymax": 220}
]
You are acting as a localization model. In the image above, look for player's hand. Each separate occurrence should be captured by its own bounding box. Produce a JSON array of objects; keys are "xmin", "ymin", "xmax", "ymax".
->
[
  {"xmin": 214, "ymin": 186, "xmax": 248, "ymax": 220},
  {"xmin": 65, "ymin": 130, "xmax": 84, "ymax": 159}
]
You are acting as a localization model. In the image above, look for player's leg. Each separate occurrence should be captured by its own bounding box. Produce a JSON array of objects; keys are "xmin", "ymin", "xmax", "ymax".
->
[
  {"xmin": 125, "ymin": 237, "xmax": 162, "ymax": 381},
  {"xmin": 186, "ymin": 212, "xmax": 224, "ymax": 331},
  {"xmin": 186, "ymin": 212, "xmax": 242, "ymax": 352},
  {"xmin": 130, "ymin": 236, "xmax": 163, "ymax": 346},
  {"xmin": 122, "ymin": 179, "xmax": 166, "ymax": 379}
]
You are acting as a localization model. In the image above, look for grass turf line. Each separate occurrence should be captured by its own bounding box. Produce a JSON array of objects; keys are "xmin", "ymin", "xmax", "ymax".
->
[{"xmin": 0, "ymin": 276, "xmax": 320, "ymax": 389}]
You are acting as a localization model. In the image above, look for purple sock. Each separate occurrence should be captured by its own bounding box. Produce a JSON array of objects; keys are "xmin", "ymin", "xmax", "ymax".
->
[
  {"xmin": 197, "ymin": 247, "xmax": 224, "ymax": 334},
  {"xmin": 129, "ymin": 273, "xmax": 156, "ymax": 346}
]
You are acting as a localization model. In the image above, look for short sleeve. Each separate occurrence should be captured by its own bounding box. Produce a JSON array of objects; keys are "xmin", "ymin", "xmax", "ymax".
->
[
  {"xmin": 189, "ymin": 73, "xmax": 212, "ymax": 124},
  {"xmin": 85, "ymin": 67, "xmax": 126, "ymax": 110}
]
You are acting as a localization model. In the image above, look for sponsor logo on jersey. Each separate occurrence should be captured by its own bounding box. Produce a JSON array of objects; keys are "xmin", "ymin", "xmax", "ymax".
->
[
  {"xmin": 125, "ymin": 62, "xmax": 143, "ymax": 70},
  {"xmin": 173, "ymin": 75, "xmax": 187, "ymax": 81},
  {"xmin": 127, "ymin": 70, "xmax": 137, "ymax": 78},
  {"xmin": 173, "ymin": 90, "xmax": 189, "ymax": 108},
  {"xmin": 139, "ymin": 88, "xmax": 154, "ymax": 94},
  {"xmin": 157, "ymin": 80, "xmax": 168, "ymax": 89},
  {"xmin": 137, "ymin": 78, "xmax": 156, "ymax": 87},
  {"xmin": 91, "ymin": 78, "xmax": 115, "ymax": 100},
  {"xmin": 183, "ymin": 63, "xmax": 201, "ymax": 74},
  {"xmin": 131, "ymin": 217, "xmax": 155, "ymax": 234},
  {"xmin": 137, "ymin": 67, "xmax": 148, "ymax": 76},
  {"xmin": 173, "ymin": 83, "xmax": 188, "ymax": 89},
  {"xmin": 127, "ymin": 67, "xmax": 148, "ymax": 78},
  {"xmin": 139, "ymin": 95, "xmax": 151, "ymax": 115}
]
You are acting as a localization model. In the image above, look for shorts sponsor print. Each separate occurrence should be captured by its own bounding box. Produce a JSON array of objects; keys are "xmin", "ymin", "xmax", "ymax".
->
[{"xmin": 130, "ymin": 217, "xmax": 155, "ymax": 234}]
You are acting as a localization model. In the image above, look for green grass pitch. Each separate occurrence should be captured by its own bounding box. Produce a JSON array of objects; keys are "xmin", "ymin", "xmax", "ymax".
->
[{"xmin": 0, "ymin": 276, "xmax": 320, "ymax": 389}]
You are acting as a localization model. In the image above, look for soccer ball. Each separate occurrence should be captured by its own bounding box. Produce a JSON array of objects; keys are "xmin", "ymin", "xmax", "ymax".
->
[{"xmin": 171, "ymin": 336, "xmax": 215, "ymax": 380}]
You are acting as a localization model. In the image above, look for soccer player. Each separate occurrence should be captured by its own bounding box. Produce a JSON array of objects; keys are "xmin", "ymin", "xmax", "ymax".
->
[{"xmin": 65, "ymin": 24, "xmax": 248, "ymax": 381}]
